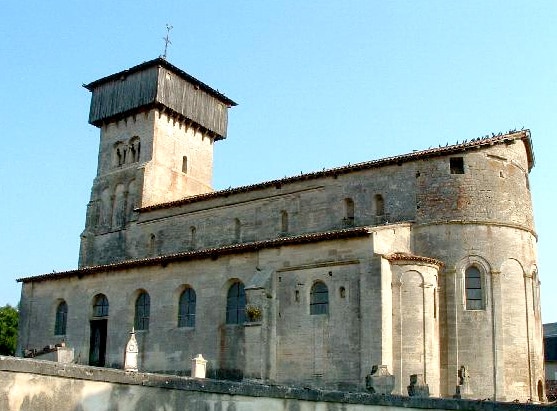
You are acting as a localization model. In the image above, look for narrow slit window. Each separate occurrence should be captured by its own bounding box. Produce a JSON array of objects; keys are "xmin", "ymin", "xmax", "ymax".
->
[
  {"xmin": 182, "ymin": 156, "xmax": 188, "ymax": 174},
  {"xmin": 234, "ymin": 219, "xmax": 241, "ymax": 242},
  {"xmin": 281, "ymin": 210, "xmax": 289, "ymax": 233},
  {"xmin": 344, "ymin": 198, "xmax": 355, "ymax": 227},
  {"xmin": 190, "ymin": 226, "xmax": 196, "ymax": 248},
  {"xmin": 149, "ymin": 234, "xmax": 156, "ymax": 256},
  {"xmin": 374, "ymin": 194, "xmax": 385, "ymax": 216}
]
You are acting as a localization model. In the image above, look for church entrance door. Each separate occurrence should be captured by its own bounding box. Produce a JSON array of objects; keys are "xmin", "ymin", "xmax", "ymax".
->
[{"xmin": 89, "ymin": 319, "xmax": 107, "ymax": 366}]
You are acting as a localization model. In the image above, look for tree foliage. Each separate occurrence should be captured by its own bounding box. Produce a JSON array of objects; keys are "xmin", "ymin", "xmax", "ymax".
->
[{"xmin": 0, "ymin": 304, "xmax": 18, "ymax": 356}]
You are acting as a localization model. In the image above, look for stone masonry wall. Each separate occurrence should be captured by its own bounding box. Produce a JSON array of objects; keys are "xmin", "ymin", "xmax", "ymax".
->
[
  {"xmin": 83, "ymin": 140, "xmax": 534, "ymax": 267},
  {"xmin": 81, "ymin": 110, "xmax": 216, "ymax": 267},
  {"xmin": 19, "ymin": 235, "xmax": 384, "ymax": 391}
]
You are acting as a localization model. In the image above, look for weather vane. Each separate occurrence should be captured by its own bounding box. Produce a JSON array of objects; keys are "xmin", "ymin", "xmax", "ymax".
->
[{"xmin": 161, "ymin": 24, "xmax": 173, "ymax": 60}]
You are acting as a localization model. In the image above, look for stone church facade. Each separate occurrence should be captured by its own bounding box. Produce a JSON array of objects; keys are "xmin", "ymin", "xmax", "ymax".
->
[{"xmin": 16, "ymin": 58, "xmax": 545, "ymax": 401}]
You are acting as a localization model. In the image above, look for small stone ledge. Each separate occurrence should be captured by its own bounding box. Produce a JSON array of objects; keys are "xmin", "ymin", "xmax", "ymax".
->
[{"xmin": 0, "ymin": 356, "xmax": 549, "ymax": 410}]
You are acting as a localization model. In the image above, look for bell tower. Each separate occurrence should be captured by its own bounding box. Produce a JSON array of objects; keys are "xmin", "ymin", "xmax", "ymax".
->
[{"xmin": 79, "ymin": 58, "xmax": 236, "ymax": 267}]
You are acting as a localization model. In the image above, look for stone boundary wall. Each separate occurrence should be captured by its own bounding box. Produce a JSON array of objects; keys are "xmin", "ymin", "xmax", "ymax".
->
[{"xmin": 0, "ymin": 356, "xmax": 550, "ymax": 411}]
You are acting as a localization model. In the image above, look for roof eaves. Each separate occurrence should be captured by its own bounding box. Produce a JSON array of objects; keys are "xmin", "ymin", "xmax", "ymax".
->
[
  {"xmin": 139, "ymin": 130, "xmax": 532, "ymax": 213},
  {"xmin": 83, "ymin": 58, "xmax": 237, "ymax": 107},
  {"xmin": 17, "ymin": 227, "xmax": 371, "ymax": 284},
  {"xmin": 385, "ymin": 252, "xmax": 444, "ymax": 268}
]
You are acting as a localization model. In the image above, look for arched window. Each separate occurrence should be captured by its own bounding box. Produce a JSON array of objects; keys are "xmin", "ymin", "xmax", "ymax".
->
[
  {"xmin": 374, "ymin": 194, "xmax": 385, "ymax": 216},
  {"xmin": 135, "ymin": 292, "xmax": 150, "ymax": 330},
  {"xmin": 114, "ymin": 142, "xmax": 126, "ymax": 167},
  {"xmin": 178, "ymin": 288, "xmax": 196, "ymax": 328},
  {"xmin": 281, "ymin": 210, "xmax": 289, "ymax": 233},
  {"xmin": 465, "ymin": 266, "xmax": 484, "ymax": 310},
  {"xmin": 344, "ymin": 198, "xmax": 355, "ymax": 227},
  {"xmin": 93, "ymin": 294, "xmax": 109, "ymax": 317},
  {"xmin": 129, "ymin": 136, "xmax": 141, "ymax": 163},
  {"xmin": 54, "ymin": 301, "xmax": 68, "ymax": 335},
  {"xmin": 226, "ymin": 282, "xmax": 246, "ymax": 324},
  {"xmin": 310, "ymin": 282, "xmax": 329, "ymax": 315}
]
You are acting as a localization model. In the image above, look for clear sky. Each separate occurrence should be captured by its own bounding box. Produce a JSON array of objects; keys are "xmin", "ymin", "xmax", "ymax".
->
[{"xmin": 1, "ymin": 2, "xmax": 556, "ymax": 322}]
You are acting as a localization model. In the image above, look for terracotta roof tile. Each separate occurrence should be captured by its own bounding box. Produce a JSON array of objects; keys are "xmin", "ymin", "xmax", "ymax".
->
[{"xmin": 385, "ymin": 252, "xmax": 444, "ymax": 267}]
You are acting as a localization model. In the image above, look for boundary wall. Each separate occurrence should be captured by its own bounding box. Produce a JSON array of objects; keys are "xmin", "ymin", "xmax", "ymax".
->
[{"xmin": 0, "ymin": 356, "xmax": 550, "ymax": 411}]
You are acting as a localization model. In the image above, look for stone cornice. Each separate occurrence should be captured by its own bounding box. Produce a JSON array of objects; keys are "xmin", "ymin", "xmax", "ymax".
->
[
  {"xmin": 385, "ymin": 252, "xmax": 444, "ymax": 268},
  {"xmin": 413, "ymin": 220, "xmax": 537, "ymax": 239}
]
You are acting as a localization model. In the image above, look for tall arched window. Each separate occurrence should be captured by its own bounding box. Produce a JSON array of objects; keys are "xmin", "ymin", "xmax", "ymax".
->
[
  {"xmin": 114, "ymin": 142, "xmax": 126, "ymax": 167},
  {"xmin": 310, "ymin": 282, "xmax": 329, "ymax": 315},
  {"xmin": 129, "ymin": 136, "xmax": 141, "ymax": 163},
  {"xmin": 465, "ymin": 266, "xmax": 484, "ymax": 310},
  {"xmin": 226, "ymin": 282, "xmax": 246, "ymax": 324},
  {"xmin": 178, "ymin": 288, "xmax": 196, "ymax": 328},
  {"xmin": 54, "ymin": 301, "xmax": 68, "ymax": 335},
  {"xmin": 93, "ymin": 294, "xmax": 109, "ymax": 317},
  {"xmin": 135, "ymin": 292, "xmax": 151, "ymax": 330},
  {"xmin": 344, "ymin": 198, "xmax": 355, "ymax": 227}
]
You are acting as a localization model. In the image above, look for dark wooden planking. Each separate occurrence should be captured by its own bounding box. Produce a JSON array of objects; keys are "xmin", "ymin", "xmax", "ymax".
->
[
  {"xmin": 88, "ymin": 67, "xmax": 158, "ymax": 125},
  {"xmin": 157, "ymin": 67, "xmax": 228, "ymax": 137},
  {"xmin": 87, "ymin": 62, "xmax": 230, "ymax": 138}
]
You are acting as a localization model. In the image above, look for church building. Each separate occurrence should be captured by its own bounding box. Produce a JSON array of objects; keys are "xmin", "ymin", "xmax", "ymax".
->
[{"xmin": 16, "ymin": 58, "xmax": 545, "ymax": 401}]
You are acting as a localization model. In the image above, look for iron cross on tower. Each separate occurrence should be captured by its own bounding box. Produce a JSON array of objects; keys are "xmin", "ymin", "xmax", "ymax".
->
[{"xmin": 161, "ymin": 24, "xmax": 173, "ymax": 60}]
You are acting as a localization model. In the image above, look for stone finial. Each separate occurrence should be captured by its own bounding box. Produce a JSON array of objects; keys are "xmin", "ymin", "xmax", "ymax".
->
[
  {"xmin": 124, "ymin": 328, "xmax": 139, "ymax": 372},
  {"xmin": 407, "ymin": 374, "xmax": 430, "ymax": 397},
  {"xmin": 365, "ymin": 365, "xmax": 395, "ymax": 394},
  {"xmin": 192, "ymin": 354, "xmax": 208, "ymax": 378}
]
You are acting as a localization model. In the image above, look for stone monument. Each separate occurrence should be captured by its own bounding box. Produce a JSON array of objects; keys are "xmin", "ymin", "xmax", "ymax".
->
[
  {"xmin": 454, "ymin": 365, "xmax": 472, "ymax": 399},
  {"xmin": 407, "ymin": 374, "xmax": 430, "ymax": 397},
  {"xmin": 365, "ymin": 365, "xmax": 395, "ymax": 395},
  {"xmin": 124, "ymin": 328, "xmax": 139, "ymax": 372},
  {"xmin": 192, "ymin": 354, "xmax": 208, "ymax": 378}
]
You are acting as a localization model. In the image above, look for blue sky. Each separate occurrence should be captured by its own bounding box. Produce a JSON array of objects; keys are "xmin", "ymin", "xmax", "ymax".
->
[{"xmin": 1, "ymin": 2, "xmax": 556, "ymax": 322}]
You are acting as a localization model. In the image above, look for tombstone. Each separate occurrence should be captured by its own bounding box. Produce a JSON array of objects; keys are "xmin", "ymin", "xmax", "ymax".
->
[
  {"xmin": 365, "ymin": 365, "xmax": 395, "ymax": 394},
  {"xmin": 407, "ymin": 374, "xmax": 430, "ymax": 397},
  {"xmin": 192, "ymin": 354, "xmax": 208, "ymax": 378},
  {"xmin": 56, "ymin": 341, "xmax": 74, "ymax": 364},
  {"xmin": 124, "ymin": 328, "xmax": 139, "ymax": 372},
  {"xmin": 454, "ymin": 365, "xmax": 473, "ymax": 399}
]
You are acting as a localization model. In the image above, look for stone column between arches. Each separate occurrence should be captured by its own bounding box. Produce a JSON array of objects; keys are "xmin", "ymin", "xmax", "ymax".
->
[{"xmin": 389, "ymin": 257, "xmax": 440, "ymax": 397}]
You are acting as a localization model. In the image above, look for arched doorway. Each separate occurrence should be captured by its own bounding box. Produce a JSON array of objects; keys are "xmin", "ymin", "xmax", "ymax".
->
[{"xmin": 89, "ymin": 294, "xmax": 109, "ymax": 366}]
